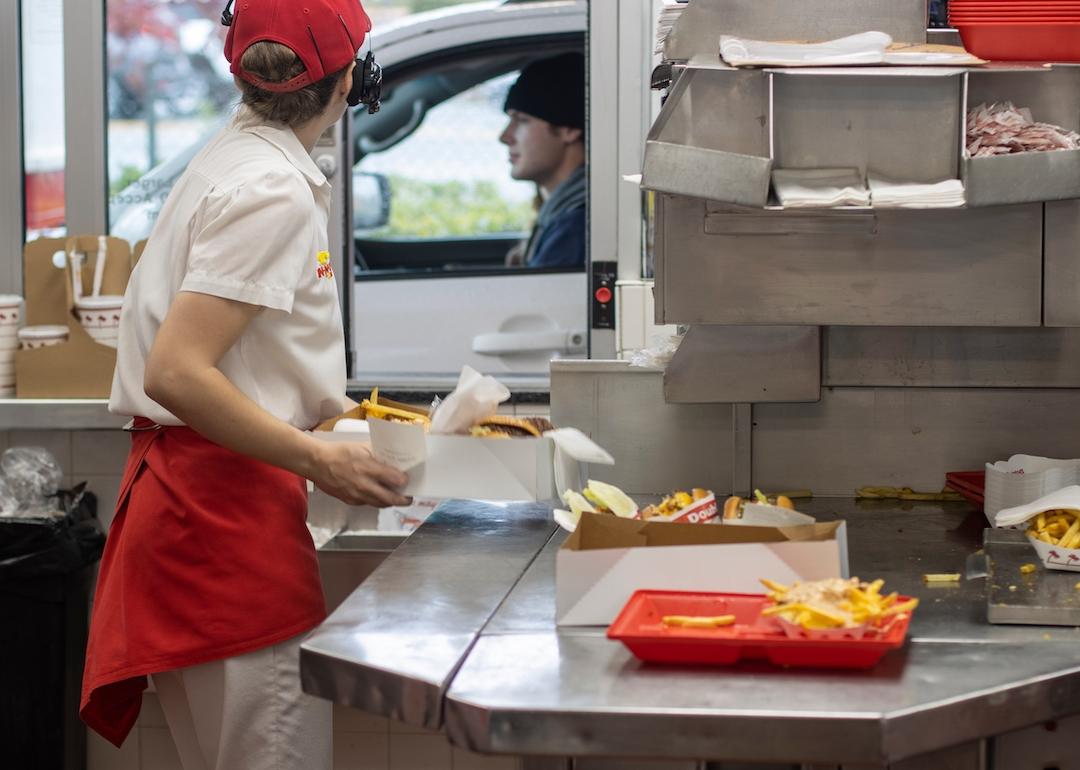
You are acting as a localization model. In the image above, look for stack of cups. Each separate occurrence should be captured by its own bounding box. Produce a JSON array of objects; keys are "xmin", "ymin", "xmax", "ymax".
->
[
  {"xmin": 0, "ymin": 295, "xmax": 22, "ymax": 398},
  {"xmin": 75, "ymin": 295, "xmax": 124, "ymax": 348}
]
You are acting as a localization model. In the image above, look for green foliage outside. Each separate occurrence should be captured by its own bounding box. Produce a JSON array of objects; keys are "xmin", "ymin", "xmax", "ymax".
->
[
  {"xmin": 404, "ymin": 0, "xmax": 476, "ymax": 13},
  {"xmin": 110, "ymin": 165, "xmax": 146, "ymax": 196},
  {"xmin": 374, "ymin": 175, "xmax": 534, "ymax": 239}
]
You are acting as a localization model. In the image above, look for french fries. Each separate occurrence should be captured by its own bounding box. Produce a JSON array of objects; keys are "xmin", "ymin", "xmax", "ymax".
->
[
  {"xmin": 760, "ymin": 577, "xmax": 918, "ymax": 630},
  {"xmin": 1026, "ymin": 508, "xmax": 1080, "ymax": 549}
]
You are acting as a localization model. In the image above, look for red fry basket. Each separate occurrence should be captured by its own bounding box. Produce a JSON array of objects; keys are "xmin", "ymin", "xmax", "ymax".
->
[
  {"xmin": 945, "ymin": 471, "xmax": 985, "ymax": 507},
  {"xmin": 607, "ymin": 591, "xmax": 913, "ymax": 670}
]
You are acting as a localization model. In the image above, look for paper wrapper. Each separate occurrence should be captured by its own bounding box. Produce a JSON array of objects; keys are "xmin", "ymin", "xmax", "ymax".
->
[
  {"xmin": 642, "ymin": 494, "xmax": 719, "ymax": 525},
  {"xmin": 984, "ymin": 455, "xmax": 1080, "ymax": 522}
]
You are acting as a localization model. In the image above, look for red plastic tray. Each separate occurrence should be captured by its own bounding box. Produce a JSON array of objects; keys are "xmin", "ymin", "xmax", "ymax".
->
[
  {"xmin": 607, "ymin": 591, "xmax": 912, "ymax": 670},
  {"xmin": 957, "ymin": 23, "xmax": 1080, "ymax": 61},
  {"xmin": 945, "ymin": 470, "xmax": 985, "ymax": 507}
]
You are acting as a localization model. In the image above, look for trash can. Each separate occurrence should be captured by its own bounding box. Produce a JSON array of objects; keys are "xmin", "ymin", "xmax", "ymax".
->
[{"xmin": 0, "ymin": 486, "xmax": 105, "ymax": 770}]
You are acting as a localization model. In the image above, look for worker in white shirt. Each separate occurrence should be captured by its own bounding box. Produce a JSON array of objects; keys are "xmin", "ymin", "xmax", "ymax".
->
[{"xmin": 81, "ymin": 2, "xmax": 404, "ymax": 768}]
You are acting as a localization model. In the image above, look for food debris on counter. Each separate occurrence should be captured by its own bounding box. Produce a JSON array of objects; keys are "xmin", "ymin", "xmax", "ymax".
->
[{"xmin": 923, "ymin": 573, "xmax": 962, "ymax": 584}]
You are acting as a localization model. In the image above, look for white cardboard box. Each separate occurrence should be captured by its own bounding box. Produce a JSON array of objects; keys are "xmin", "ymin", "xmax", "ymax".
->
[
  {"xmin": 315, "ymin": 408, "xmax": 612, "ymax": 502},
  {"xmin": 556, "ymin": 513, "xmax": 849, "ymax": 626}
]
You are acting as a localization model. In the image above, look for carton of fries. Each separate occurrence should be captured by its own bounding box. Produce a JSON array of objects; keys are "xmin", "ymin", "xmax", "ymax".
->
[
  {"xmin": 995, "ymin": 486, "xmax": 1080, "ymax": 571},
  {"xmin": 556, "ymin": 513, "xmax": 848, "ymax": 626}
]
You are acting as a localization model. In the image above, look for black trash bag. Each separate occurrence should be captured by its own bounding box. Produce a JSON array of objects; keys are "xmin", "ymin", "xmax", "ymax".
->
[{"xmin": 0, "ymin": 483, "xmax": 105, "ymax": 583}]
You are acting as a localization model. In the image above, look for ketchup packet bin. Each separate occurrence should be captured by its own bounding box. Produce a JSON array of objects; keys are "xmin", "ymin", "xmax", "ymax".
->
[{"xmin": 556, "ymin": 512, "xmax": 849, "ymax": 627}]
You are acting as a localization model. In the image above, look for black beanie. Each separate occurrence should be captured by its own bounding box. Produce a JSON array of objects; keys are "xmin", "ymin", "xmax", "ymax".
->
[{"xmin": 504, "ymin": 52, "xmax": 585, "ymax": 130}]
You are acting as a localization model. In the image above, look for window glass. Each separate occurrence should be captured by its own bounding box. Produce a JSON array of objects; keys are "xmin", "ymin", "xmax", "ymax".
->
[
  {"xmin": 364, "ymin": 0, "xmax": 478, "ymax": 24},
  {"xmin": 106, "ymin": 0, "xmax": 233, "ymax": 243},
  {"xmin": 21, "ymin": 0, "xmax": 66, "ymax": 239},
  {"xmin": 356, "ymin": 72, "xmax": 535, "ymax": 244}
]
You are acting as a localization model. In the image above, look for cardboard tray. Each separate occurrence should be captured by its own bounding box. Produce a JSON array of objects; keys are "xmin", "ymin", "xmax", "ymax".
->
[
  {"xmin": 16, "ymin": 236, "xmax": 131, "ymax": 398},
  {"xmin": 315, "ymin": 402, "xmax": 613, "ymax": 502},
  {"xmin": 556, "ymin": 512, "xmax": 849, "ymax": 626}
]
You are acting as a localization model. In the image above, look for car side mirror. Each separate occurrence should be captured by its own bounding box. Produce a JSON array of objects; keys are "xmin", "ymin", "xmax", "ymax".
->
[{"xmin": 353, "ymin": 171, "xmax": 391, "ymax": 231}]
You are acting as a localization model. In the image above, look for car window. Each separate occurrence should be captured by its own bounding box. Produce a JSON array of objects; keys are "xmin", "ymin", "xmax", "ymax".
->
[{"xmin": 354, "ymin": 71, "xmax": 538, "ymax": 274}]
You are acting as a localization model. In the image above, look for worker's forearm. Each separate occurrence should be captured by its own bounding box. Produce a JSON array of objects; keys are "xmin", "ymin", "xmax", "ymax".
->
[{"xmin": 147, "ymin": 365, "xmax": 324, "ymax": 479}]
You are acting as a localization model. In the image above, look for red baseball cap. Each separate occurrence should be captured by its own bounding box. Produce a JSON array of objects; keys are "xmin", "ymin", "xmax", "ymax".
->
[{"xmin": 224, "ymin": 0, "xmax": 372, "ymax": 93}]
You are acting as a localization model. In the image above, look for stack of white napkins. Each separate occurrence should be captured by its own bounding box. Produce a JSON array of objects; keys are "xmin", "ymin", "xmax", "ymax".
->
[
  {"xmin": 655, "ymin": 0, "xmax": 686, "ymax": 55},
  {"xmin": 868, "ymin": 175, "xmax": 966, "ymax": 209},
  {"xmin": 772, "ymin": 168, "xmax": 870, "ymax": 208},
  {"xmin": 720, "ymin": 31, "xmax": 891, "ymax": 68}
]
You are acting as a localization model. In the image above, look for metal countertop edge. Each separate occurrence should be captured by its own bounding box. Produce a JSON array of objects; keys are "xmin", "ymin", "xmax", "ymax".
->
[{"xmin": 441, "ymin": 641, "xmax": 1080, "ymax": 764}]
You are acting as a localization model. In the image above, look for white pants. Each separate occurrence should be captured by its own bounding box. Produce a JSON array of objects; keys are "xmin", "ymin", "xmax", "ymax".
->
[{"xmin": 152, "ymin": 633, "xmax": 332, "ymax": 770}]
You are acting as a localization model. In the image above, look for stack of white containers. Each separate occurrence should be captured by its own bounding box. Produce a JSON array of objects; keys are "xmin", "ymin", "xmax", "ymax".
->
[
  {"xmin": 0, "ymin": 295, "xmax": 21, "ymax": 397},
  {"xmin": 984, "ymin": 454, "xmax": 1080, "ymax": 523}
]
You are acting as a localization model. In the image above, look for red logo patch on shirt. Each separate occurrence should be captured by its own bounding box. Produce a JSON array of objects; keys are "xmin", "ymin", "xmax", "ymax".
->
[{"xmin": 316, "ymin": 251, "xmax": 334, "ymax": 280}]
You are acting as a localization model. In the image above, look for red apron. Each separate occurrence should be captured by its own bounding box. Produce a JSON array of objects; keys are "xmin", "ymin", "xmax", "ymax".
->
[{"xmin": 80, "ymin": 421, "xmax": 326, "ymax": 747}]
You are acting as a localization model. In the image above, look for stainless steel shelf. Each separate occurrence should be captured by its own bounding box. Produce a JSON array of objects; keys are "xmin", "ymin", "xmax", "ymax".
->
[{"xmin": 0, "ymin": 399, "xmax": 125, "ymax": 430}]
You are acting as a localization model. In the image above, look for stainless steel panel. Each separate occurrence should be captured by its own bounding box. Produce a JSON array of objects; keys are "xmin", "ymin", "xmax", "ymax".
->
[
  {"xmin": 704, "ymin": 206, "xmax": 878, "ymax": 237},
  {"xmin": 444, "ymin": 634, "xmax": 1080, "ymax": 764},
  {"xmin": 657, "ymin": 196, "xmax": 1042, "ymax": 327},
  {"xmin": 663, "ymin": 0, "xmax": 928, "ymax": 61},
  {"xmin": 965, "ymin": 152, "xmax": 1080, "ymax": 208},
  {"xmin": 0, "ymin": 400, "xmax": 127, "ymax": 430},
  {"xmin": 0, "ymin": 0, "xmax": 22, "ymax": 294},
  {"xmin": 642, "ymin": 70, "xmax": 771, "ymax": 207},
  {"xmin": 64, "ymin": 0, "xmax": 108, "ymax": 233},
  {"xmin": 1045, "ymin": 200, "xmax": 1080, "ymax": 328},
  {"xmin": 773, "ymin": 73, "xmax": 960, "ymax": 184},
  {"xmin": 824, "ymin": 327, "xmax": 1080, "ymax": 388},
  {"xmin": 550, "ymin": 361, "xmax": 735, "ymax": 496},
  {"xmin": 663, "ymin": 326, "xmax": 821, "ymax": 403},
  {"xmin": 985, "ymin": 528, "xmax": 1080, "ymax": 626},
  {"xmin": 754, "ymin": 389, "xmax": 1080, "ymax": 497},
  {"xmin": 993, "ymin": 715, "xmax": 1080, "ymax": 770},
  {"xmin": 317, "ymin": 534, "xmax": 404, "ymax": 614},
  {"xmin": 889, "ymin": 741, "xmax": 985, "ymax": 770},
  {"xmin": 300, "ymin": 500, "xmax": 557, "ymax": 729}
]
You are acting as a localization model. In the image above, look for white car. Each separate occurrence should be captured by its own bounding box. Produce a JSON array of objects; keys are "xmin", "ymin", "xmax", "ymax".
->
[{"xmin": 111, "ymin": 0, "xmax": 588, "ymax": 391}]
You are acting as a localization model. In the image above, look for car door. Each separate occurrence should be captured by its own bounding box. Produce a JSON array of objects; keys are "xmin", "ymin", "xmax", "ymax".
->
[{"xmin": 350, "ymin": 47, "xmax": 587, "ymax": 390}]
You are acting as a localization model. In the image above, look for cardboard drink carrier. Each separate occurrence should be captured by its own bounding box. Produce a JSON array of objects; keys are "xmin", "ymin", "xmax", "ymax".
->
[
  {"xmin": 315, "ymin": 397, "xmax": 614, "ymax": 502},
  {"xmin": 16, "ymin": 236, "xmax": 131, "ymax": 398}
]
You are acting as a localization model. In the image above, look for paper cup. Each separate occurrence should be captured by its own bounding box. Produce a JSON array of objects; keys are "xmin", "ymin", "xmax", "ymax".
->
[
  {"xmin": 1026, "ymin": 535, "xmax": 1080, "ymax": 572},
  {"xmin": 75, "ymin": 295, "xmax": 124, "ymax": 329},
  {"xmin": 0, "ymin": 295, "xmax": 22, "ymax": 327},
  {"xmin": 18, "ymin": 325, "xmax": 69, "ymax": 350},
  {"xmin": 0, "ymin": 337, "xmax": 18, "ymax": 351}
]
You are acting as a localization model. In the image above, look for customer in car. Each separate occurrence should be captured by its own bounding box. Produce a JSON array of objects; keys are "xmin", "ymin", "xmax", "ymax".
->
[{"xmin": 500, "ymin": 52, "xmax": 586, "ymax": 269}]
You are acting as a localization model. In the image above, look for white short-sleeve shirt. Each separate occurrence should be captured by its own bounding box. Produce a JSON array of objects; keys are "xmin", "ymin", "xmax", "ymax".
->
[{"xmin": 109, "ymin": 112, "xmax": 346, "ymax": 430}]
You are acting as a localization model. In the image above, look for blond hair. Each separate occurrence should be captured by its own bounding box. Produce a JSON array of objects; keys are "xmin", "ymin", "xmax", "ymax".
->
[{"xmin": 237, "ymin": 41, "xmax": 349, "ymax": 126}]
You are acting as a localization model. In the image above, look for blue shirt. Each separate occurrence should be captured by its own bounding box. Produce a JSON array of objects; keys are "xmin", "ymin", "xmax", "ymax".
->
[{"xmin": 527, "ymin": 206, "xmax": 586, "ymax": 269}]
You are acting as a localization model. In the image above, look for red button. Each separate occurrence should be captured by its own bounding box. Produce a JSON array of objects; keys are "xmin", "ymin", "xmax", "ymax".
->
[{"xmin": 595, "ymin": 287, "xmax": 613, "ymax": 304}]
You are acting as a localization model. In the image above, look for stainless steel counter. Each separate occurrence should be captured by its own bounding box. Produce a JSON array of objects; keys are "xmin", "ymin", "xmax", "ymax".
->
[
  {"xmin": 301, "ymin": 498, "xmax": 1080, "ymax": 765},
  {"xmin": 0, "ymin": 399, "xmax": 125, "ymax": 429}
]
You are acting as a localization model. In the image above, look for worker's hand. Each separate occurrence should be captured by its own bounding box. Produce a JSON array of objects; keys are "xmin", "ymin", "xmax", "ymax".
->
[{"xmin": 310, "ymin": 440, "xmax": 411, "ymax": 508}]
